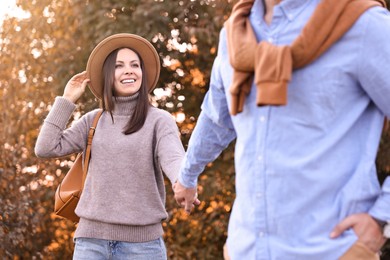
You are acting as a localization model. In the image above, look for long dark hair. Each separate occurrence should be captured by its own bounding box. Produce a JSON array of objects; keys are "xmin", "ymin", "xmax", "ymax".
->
[{"xmin": 101, "ymin": 47, "xmax": 150, "ymax": 135}]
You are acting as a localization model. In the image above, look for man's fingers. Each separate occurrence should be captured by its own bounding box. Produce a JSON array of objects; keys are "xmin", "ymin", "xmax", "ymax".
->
[
  {"xmin": 184, "ymin": 200, "xmax": 194, "ymax": 214},
  {"xmin": 172, "ymin": 181, "xmax": 200, "ymax": 214},
  {"xmin": 175, "ymin": 194, "xmax": 186, "ymax": 207},
  {"xmin": 194, "ymin": 198, "xmax": 201, "ymax": 205},
  {"xmin": 330, "ymin": 215, "xmax": 356, "ymax": 238},
  {"xmin": 182, "ymin": 197, "xmax": 200, "ymax": 214}
]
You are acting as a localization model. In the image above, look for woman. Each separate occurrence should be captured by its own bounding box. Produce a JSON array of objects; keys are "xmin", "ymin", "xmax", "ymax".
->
[{"xmin": 35, "ymin": 33, "xmax": 184, "ymax": 259}]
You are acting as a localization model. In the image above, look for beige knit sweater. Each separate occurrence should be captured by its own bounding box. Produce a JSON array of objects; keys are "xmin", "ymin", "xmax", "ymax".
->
[{"xmin": 35, "ymin": 94, "xmax": 184, "ymax": 242}]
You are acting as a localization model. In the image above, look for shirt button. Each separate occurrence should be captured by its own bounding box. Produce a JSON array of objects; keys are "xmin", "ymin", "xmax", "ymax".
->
[
  {"xmin": 259, "ymin": 232, "xmax": 265, "ymax": 237},
  {"xmin": 268, "ymin": 38, "xmax": 274, "ymax": 43},
  {"xmin": 256, "ymin": 193, "xmax": 262, "ymax": 198},
  {"xmin": 258, "ymin": 155, "xmax": 263, "ymax": 161},
  {"xmin": 259, "ymin": 116, "xmax": 266, "ymax": 122}
]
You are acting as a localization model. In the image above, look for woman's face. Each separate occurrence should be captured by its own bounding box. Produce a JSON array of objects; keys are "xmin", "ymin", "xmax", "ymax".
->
[{"xmin": 114, "ymin": 48, "xmax": 143, "ymax": 96}]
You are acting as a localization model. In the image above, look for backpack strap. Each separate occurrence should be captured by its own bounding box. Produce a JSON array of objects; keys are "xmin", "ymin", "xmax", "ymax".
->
[{"xmin": 82, "ymin": 110, "xmax": 103, "ymax": 187}]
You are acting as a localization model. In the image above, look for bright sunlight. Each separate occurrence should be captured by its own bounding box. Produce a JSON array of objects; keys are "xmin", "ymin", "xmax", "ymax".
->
[{"xmin": 0, "ymin": 0, "xmax": 30, "ymax": 25}]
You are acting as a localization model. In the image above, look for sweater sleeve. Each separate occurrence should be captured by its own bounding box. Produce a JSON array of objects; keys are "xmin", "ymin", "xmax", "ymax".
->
[
  {"xmin": 154, "ymin": 110, "xmax": 185, "ymax": 185},
  {"xmin": 34, "ymin": 97, "xmax": 90, "ymax": 158}
]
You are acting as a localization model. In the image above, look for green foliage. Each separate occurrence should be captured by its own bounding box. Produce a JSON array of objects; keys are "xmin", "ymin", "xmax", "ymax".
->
[{"xmin": 1, "ymin": 0, "xmax": 389, "ymax": 259}]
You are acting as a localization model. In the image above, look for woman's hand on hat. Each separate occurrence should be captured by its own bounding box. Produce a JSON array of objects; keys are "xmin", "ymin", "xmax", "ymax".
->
[{"xmin": 63, "ymin": 71, "xmax": 90, "ymax": 103}]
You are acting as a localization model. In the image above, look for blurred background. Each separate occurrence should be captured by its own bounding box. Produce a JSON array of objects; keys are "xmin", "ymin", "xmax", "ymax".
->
[{"xmin": 0, "ymin": 0, "xmax": 389, "ymax": 259}]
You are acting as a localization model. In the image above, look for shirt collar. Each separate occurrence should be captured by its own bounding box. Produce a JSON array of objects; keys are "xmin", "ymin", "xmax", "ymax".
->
[
  {"xmin": 279, "ymin": 0, "xmax": 313, "ymax": 22},
  {"xmin": 251, "ymin": 0, "xmax": 313, "ymax": 23}
]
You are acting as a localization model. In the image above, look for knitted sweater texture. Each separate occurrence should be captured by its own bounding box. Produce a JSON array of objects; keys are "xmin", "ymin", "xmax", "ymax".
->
[{"xmin": 35, "ymin": 94, "xmax": 185, "ymax": 242}]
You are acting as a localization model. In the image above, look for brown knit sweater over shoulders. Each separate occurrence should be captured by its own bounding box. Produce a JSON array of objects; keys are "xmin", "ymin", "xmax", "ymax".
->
[{"xmin": 225, "ymin": 0, "xmax": 386, "ymax": 115}]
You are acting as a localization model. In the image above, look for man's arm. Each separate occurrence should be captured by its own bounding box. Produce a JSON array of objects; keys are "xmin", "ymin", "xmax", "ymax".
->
[
  {"xmin": 174, "ymin": 29, "xmax": 237, "ymax": 213},
  {"xmin": 331, "ymin": 7, "xmax": 390, "ymax": 252},
  {"xmin": 358, "ymin": 7, "xmax": 390, "ymax": 229}
]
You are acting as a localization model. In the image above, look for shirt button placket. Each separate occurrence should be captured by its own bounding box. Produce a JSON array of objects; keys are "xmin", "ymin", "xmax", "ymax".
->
[{"xmin": 256, "ymin": 110, "xmax": 270, "ymax": 259}]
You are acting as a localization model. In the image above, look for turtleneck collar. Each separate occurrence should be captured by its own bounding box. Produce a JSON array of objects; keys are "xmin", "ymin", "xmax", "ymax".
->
[{"xmin": 112, "ymin": 92, "xmax": 139, "ymax": 116}]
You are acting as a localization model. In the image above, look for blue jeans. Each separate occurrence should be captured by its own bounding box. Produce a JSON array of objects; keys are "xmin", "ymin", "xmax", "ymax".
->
[{"xmin": 73, "ymin": 237, "xmax": 167, "ymax": 260}]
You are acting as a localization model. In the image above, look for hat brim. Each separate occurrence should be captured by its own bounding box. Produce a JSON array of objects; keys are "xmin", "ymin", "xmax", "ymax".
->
[{"xmin": 86, "ymin": 33, "xmax": 160, "ymax": 99}]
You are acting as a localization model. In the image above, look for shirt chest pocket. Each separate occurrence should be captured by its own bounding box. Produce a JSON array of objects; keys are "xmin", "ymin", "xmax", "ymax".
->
[{"xmin": 288, "ymin": 66, "xmax": 364, "ymax": 127}]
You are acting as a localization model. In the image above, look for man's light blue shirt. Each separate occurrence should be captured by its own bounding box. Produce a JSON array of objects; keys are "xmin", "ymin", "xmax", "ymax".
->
[{"xmin": 179, "ymin": 0, "xmax": 390, "ymax": 259}]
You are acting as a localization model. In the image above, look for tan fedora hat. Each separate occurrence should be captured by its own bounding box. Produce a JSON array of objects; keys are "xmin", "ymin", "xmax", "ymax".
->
[{"xmin": 86, "ymin": 33, "xmax": 160, "ymax": 99}]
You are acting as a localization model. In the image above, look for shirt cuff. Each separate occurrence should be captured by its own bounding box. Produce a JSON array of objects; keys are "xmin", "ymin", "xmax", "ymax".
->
[
  {"xmin": 369, "ymin": 177, "xmax": 390, "ymax": 222},
  {"xmin": 44, "ymin": 96, "xmax": 76, "ymax": 129},
  {"xmin": 178, "ymin": 159, "xmax": 199, "ymax": 189}
]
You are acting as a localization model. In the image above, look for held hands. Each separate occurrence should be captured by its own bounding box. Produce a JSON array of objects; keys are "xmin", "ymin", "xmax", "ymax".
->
[
  {"xmin": 330, "ymin": 213, "xmax": 386, "ymax": 253},
  {"xmin": 63, "ymin": 71, "xmax": 90, "ymax": 103},
  {"xmin": 173, "ymin": 181, "xmax": 201, "ymax": 214}
]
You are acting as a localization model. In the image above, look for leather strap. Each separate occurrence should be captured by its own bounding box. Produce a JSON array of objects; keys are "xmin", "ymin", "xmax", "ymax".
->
[{"xmin": 81, "ymin": 110, "xmax": 103, "ymax": 188}]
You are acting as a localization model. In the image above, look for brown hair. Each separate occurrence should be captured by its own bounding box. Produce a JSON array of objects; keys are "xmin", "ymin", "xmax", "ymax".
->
[{"xmin": 101, "ymin": 47, "xmax": 150, "ymax": 135}]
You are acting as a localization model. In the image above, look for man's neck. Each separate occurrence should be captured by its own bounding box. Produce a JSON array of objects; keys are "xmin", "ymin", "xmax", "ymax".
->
[{"xmin": 264, "ymin": 0, "xmax": 282, "ymax": 25}]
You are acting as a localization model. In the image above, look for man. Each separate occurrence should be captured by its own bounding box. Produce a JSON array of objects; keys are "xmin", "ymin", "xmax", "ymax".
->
[{"xmin": 174, "ymin": 0, "xmax": 390, "ymax": 259}]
